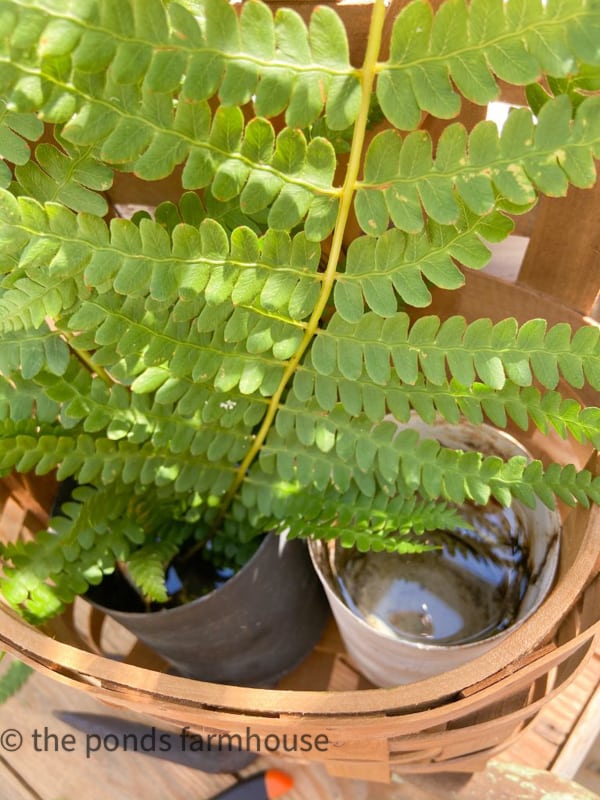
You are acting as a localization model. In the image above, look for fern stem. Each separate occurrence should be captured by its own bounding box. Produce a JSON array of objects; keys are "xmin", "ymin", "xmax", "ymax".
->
[
  {"xmin": 211, "ymin": 0, "xmax": 388, "ymax": 530},
  {"xmin": 61, "ymin": 332, "xmax": 113, "ymax": 386}
]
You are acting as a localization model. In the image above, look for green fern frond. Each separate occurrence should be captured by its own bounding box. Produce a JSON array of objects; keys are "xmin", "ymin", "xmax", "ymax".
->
[
  {"xmin": 13, "ymin": 136, "xmax": 112, "ymax": 215},
  {"xmin": 259, "ymin": 413, "xmax": 600, "ymax": 509},
  {"xmin": 335, "ymin": 205, "xmax": 514, "ymax": 312},
  {"xmin": 293, "ymin": 360, "xmax": 600, "ymax": 447},
  {"xmin": 0, "ymin": 325, "xmax": 70, "ymax": 378},
  {"xmin": 0, "ymin": 373, "xmax": 60, "ymax": 422},
  {"xmin": 310, "ymin": 313, "xmax": 600, "ymax": 393},
  {"xmin": 16, "ymin": 363, "xmax": 257, "ymax": 470},
  {"xmin": 278, "ymin": 497, "xmax": 465, "ymax": 554},
  {"xmin": 288, "ymin": 373, "xmax": 600, "ymax": 449},
  {"xmin": 0, "ymin": 192, "xmax": 98, "ymax": 331},
  {"xmin": 0, "ymin": 482, "xmax": 208, "ymax": 616},
  {"xmin": 31, "ymin": 364, "xmax": 253, "ymax": 444},
  {"xmin": 0, "ymin": 420, "xmax": 239, "ymax": 496},
  {"xmin": 0, "ymin": 192, "xmax": 322, "ymax": 394},
  {"xmin": 0, "ymin": 0, "xmax": 356, "ymax": 238},
  {"xmin": 356, "ymin": 95, "xmax": 600, "ymax": 236},
  {"xmin": 234, "ymin": 473, "xmax": 465, "ymax": 550},
  {"xmin": 0, "ymin": 188, "xmax": 284, "ymax": 336},
  {"xmin": 0, "ymin": 484, "xmax": 139, "ymax": 620},
  {"xmin": 377, "ymin": 0, "xmax": 600, "ymax": 129}
]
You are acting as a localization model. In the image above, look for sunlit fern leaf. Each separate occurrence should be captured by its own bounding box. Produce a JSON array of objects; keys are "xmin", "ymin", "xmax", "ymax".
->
[
  {"xmin": 377, "ymin": 0, "xmax": 600, "ymax": 129},
  {"xmin": 356, "ymin": 96, "xmax": 600, "ymax": 235}
]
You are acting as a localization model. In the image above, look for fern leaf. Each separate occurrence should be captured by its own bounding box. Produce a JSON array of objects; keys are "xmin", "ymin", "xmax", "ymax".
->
[
  {"xmin": 310, "ymin": 312, "xmax": 600, "ymax": 394},
  {"xmin": 293, "ymin": 361, "xmax": 600, "ymax": 449},
  {"xmin": 260, "ymin": 408, "xmax": 600, "ymax": 510},
  {"xmin": 13, "ymin": 137, "xmax": 112, "ymax": 216},
  {"xmin": 0, "ymin": 326, "xmax": 70, "ymax": 378},
  {"xmin": 377, "ymin": 0, "xmax": 600, "ymax": 130},
  {"xmin": 0, "ymin": 373, "xmax": 60, "ymax": 422},
  {"xmin": 234, "ymin": 470, "xmax": 465, "ymax": 550},
  {"xmin": 0, "ymin": 481, "xmax": 202, "ymax": 615},
  {"xmin": 27, "ymin": 363, "xmax": 255, "ymax": 463},
  {"xmin": 0, "ymin": 101, "xmax": 44, "ymax": 187},
  {"xmin": 277, "ymin": 495, "xmax": 466, "ymax": 554},
  {"xmin": 0, "ymin": 194, "xmax": 320, "ymax": 390},
  {"xmin": 0, "ymin": 658, "xmax": 33, "ymax": 703},
  {"xmin": 0, "ymin": 192, "xmax": 96, "ymax": 332},
  {"xmin": 0, "ymin": 420, "xmax": 239, "ymax": 497},
  {"xmin": 335, "ymin": 205, "xmax": 514, "ymax": 313},
  {"xmin": 356, "ymin": 95, "xmax": 600, "ymax": 235},
  {"xmin": 1, "ymin": 353, "xmax": 266, "ymax": 489}
]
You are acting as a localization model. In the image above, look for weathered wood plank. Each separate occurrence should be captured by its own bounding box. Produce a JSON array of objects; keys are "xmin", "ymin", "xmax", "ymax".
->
[
  {"xmin": 0, "ymin": 757, "xmax": 41, "ymax": 800},
  {"xmin": 0, "ymin": 659, "xmax": 236, "ymax": 800},
  {"xmin": 553, "ymin": 660, "xmax": 600, "ymax": 779}
]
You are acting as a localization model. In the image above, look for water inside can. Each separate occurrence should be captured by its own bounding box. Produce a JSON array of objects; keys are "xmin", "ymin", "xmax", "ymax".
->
[{"xmin": 334, "ymin": 502, "xmax": 531, "ymax": 646}]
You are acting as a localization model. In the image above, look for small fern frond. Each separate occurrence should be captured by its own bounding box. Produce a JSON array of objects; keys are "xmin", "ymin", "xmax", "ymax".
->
[
  {"xmin": 0, "ymin": 484, "xmax": 138, "ymax": 620},
  {"xmin": 27, "ymin": 362, "xmax": 255, "ymax": 462},
  {"xmin": 0, "ymin": 0, "xmax": 357, "ymax": 238},
  {"xmin": 13, "ymin": 136, "xmax": 112, "ymax": 216},
  {"xmin": 127, "ymin": 524, "xmax": 191, "ymax": 603},
  {"xmin": 334, "ymin": 205, "xmax": 513, "ymax": 313},
  {"xmin": 0, "ymin": 192, "xmax": 323, "ymax": 399},
  {"xmin": 0, "ymin": 373, "xmax": 60, "ymax": 422},
  {"xmin": 0, "ymin": 191, "xmax": 98, "ymax": 331},
  {"xmin": 0, "ymin": 325, "xmax": 70, "ymax": 378},
  {"xmin": 292, "ymin": 367, "xmax": 600, "ymax": 448},
  {"xmin": 278, "ymin": 495, "xmax": 467, "ymax": 554},
  {"xmin": 0, "ymin": 420, "xmax": 238, "ymax": 497},
  {"xmin": 234, "ymin": 473, "xmax": 464, "ymax": 550}
]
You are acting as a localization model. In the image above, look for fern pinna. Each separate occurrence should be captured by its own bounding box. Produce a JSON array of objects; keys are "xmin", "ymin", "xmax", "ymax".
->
[{"xmin": 0, "ymin": 0, "xmax": 599, "ymax": 619}]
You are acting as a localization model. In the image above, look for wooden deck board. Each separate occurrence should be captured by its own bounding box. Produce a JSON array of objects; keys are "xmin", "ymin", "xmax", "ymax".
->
[
  {"xmin": 0, "ymin": 757, "xmax": 42, "ymax": 800},
  {"xmin": 0, "ymin": 656, "xmax": 237, "ymax": 800}
]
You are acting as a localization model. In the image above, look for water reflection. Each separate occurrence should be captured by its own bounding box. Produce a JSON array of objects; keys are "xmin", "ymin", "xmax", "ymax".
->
[{"xmin": 334, "ymin": 504, "xmax": 530, "ymax": 645}]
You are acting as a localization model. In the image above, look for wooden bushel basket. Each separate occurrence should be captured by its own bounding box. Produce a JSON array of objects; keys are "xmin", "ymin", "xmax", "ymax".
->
[{"xmin": 1, "ymin": 0, "xmax": 599, "ymax": 784}]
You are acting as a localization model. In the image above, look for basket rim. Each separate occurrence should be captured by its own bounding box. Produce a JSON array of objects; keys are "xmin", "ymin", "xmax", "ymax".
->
[{"xmin": 0, "ymin": 498, "xmax": 598, "ymax": 720}]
